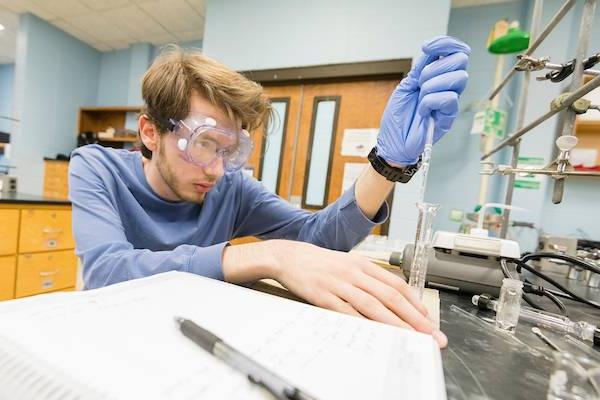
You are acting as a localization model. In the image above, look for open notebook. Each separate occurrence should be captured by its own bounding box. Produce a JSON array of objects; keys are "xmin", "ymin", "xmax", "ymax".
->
[{"xmin": 0, "ymin": 271, "xmax": 446, "ymax": 400}]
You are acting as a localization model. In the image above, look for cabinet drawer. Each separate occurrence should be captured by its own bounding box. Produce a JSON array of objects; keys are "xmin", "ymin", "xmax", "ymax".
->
[
  {"xmin": 0, "ymin": 209, "xmax": 19, "ymax": 256},
  {"xmin": 0, "ymin": 256, "xmax": 16, "ymax": 301},
  {"xmin": 19, "ymin": 209, "xmax": 74, "ymax": 253},
  {"xmin": 16, "ymin": 250, "xmax": 77, "ymax": 297}
]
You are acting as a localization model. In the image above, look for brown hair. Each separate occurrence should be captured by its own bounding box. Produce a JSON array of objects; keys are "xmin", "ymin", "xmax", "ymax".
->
[{"xmin": 140, "ymin": 45, "xmax": 271, "ymax": 159}]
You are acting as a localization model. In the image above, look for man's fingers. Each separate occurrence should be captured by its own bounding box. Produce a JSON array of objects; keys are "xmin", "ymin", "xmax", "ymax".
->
[
  {"xmin": 351, "ymin": 271, "xmax": 434, "ymax": 335},
  {"xmin": 419, "ymin": 52, "xmax": 469, "ymax": 87},
  {"xmin": 361, "ymin": 262, "xmax": 429, "ymax": 316},
  {"xmin": 419, "ymin": 70, "xmax": 468, "ymax": 102},
  {"xmin": 418, "ymin": 91, "xmax": 459, "ymax": 122},
  {"xmin": 314, "ymin": 292, "xmax": 363, "ymax": 318},
  {"xmin": 333, "ymin": 282, "xmax": 413, "ymax": 330},
  {"xmin": 422, "ymin": 35, "xmax": 471, "ymax": 57}
]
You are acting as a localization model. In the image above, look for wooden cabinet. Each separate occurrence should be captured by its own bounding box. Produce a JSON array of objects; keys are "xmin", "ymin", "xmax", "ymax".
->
[
  {"xmin": 19, "ymin": 209, "xmax": 75, "ymax": 253},
  {"xmin": 78, "ymin": 106, "xmax": 142, "ymax": 149},
  {"xmin": 0, "ymin": 209, "xmax": 19, "ymax": 256},
  {"xmin": 43, "ymin": 160, "xmax": 70, "ymax": 200},
  {"xmin": 0, "ymin": 201, "xmax": 76, "ymax": 301},
  {"xmin": 16, "ymin": 250, "xmax": 77, "ymax": 297},
  {"xmin": 0, "ymin": 256, "xmax": 16, "ymax": 300}
]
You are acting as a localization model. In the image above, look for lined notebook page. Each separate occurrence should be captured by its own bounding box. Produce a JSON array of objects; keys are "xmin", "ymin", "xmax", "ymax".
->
[{"xmin": 0, "ymin": 272, "xmax": 445, "ymax": 400}]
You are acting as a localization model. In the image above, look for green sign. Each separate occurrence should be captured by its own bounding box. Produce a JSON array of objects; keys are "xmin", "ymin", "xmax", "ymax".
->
[
  {"xmin": 514, "ymin": 156, "xmax": 545, "ymax": 190},
  {"xmin": 471, "ymin": 107, "xmax": 507, "ymax": 138}
]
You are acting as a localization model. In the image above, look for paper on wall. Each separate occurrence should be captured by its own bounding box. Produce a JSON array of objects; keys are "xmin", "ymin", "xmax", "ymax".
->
[{"xmin": 341, "ymin": 129, "xmax": 378, "ymax": 157}]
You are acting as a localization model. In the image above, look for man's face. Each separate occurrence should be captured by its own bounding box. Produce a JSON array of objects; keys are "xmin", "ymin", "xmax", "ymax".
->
[{"xmin": 152, "ymin": 92, "xmax": 240, "ymax": 203}]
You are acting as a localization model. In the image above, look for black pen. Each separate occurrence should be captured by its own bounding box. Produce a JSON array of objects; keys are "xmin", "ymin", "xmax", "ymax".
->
[{"xmin": 174, "ymin": 317, "xmax": 318, "ymax": 400}]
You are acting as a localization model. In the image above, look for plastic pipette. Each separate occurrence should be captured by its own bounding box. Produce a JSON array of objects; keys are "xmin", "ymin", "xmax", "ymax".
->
[
  {"xmin": 472, "ymin": 294, "xmax": 600, "ymax": 346},
  {"xmin": 417, "ymin": 116, "xmax": 435, "ymax": 205},
  {"xmin": 408, "ymin": 117, "xmax": 439, "ymax": 299}
]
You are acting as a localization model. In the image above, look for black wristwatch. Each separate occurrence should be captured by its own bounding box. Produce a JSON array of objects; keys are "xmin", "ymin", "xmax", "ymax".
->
[{"xmin": 367, "ymin": 147, "xmax": 422, "ymax": 183}]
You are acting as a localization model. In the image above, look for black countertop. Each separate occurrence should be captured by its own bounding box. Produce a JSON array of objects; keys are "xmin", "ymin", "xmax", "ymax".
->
[
  {"xmin": 442, "ymin": 271, "xmax": 600, "ymax": 400},
  {"xmin": 0, "ymin": 192, "xmax": 70, "ymax": 205}
]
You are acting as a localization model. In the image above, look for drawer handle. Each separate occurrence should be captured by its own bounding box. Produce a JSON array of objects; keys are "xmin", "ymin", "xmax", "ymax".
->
[
  {"xmin": 39, "ymin": 270, "xmax": 59, "ymax": 277},
  {"xmin": 42, "ymin": 227, "xmax": 63, "ymax": 235}
]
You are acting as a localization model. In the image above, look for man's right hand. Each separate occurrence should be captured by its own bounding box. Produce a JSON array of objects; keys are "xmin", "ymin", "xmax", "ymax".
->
[{"xmin": 222, "ymin": 239, "xmax": 447, "ymax": 348}]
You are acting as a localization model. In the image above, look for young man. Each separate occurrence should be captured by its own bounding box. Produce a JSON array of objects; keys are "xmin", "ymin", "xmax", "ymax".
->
[{"xmin": 70, "ymin": 36, "xmax": 469, "ymax": 348}]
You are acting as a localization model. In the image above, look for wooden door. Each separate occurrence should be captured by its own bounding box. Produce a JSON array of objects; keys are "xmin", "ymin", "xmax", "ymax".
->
[{"xmin": 241, "ymin": 78, "xmax": 399, "ymax": 241}]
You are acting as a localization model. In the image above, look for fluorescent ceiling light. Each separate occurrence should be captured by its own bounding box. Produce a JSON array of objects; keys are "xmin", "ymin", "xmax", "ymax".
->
[{"xmin": 0, "ymin": 24, "xmax": 5, "ymax": 31}]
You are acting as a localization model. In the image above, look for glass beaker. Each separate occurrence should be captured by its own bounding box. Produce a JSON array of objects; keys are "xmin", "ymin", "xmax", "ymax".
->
[{"xmin": 408, "ymin": 201, "xmax": 439, "ymax": 300}]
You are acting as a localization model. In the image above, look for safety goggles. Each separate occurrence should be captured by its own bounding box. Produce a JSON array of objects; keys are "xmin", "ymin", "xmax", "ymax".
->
[{"xmin": 165, "ymin": 114, "xmax": 254, "ymax": 172}]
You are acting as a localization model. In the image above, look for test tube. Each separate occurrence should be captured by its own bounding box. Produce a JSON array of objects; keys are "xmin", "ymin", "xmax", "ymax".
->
[
  {"xmin": 408, "ymin": 117, "xmax": 439, "ymax": 300},
  {"xmin": 408, "ymin": 202, "xmax": 439, "ymax": 300},
  {"xmin": 495, "ymin": 278, "xmax": 524, "ymax": 333},
  {"xmin": 473, "ymin": 294, "xmax": 600, "ymax": 345}
]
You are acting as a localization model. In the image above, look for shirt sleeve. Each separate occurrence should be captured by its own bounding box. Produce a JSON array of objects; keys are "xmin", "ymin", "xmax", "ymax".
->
[
  {"xmin": 233, "ymin": 173, "xmax": 388, "ymax": 251},
  {"xmin": 69, "ymin": 153, "xmax": 227, "ymax": 289}
]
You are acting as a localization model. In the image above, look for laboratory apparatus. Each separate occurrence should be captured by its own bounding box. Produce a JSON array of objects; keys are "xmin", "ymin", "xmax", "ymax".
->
[
  {"xmin": 408, "ymin": 117, "xmax": 439, "ymax": 300},
  {"xmin": 401, "ymin": 203, "xmax": 521, "ymax": 296},
  {"xmin": 495, "ymin": 278, "xmax": 523, "ymax": 333},
  {"xmin": 473, "ymin": 294, "xmax": 600, "ymax": 345},
  {"xmin": 532, "ymin": 327, "xmax": 562, "ymax": 352}
]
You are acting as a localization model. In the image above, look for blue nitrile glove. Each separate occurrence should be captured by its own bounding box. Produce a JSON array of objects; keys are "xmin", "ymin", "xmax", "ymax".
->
[{"xmin": 377, "ymin": 36, "xmax": 471, "ymax": 166}]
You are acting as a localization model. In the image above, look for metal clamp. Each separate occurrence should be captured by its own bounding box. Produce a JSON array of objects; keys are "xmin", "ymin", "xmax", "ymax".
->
[
  {"xmin": 550, "ymin": 92, "xmax": 593, "ymax": 114},
  {"xmin": 538, "ymin": 58, "xmax": 576, "ymax": 82},
  {"xmin": 515, "ymin": 55, "xmax": 549, "ymax": 72},
  {"xmin": 480, "ymin": 162, "xmax": 497, "ymax": 175},
  {"xmin": 584, "ymin": 52, "xmax": 600, "ymax": 69}
]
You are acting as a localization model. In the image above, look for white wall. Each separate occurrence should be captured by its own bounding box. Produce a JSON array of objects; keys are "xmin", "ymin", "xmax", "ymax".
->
[{"xmin": 203, "ymin": 0, "xmax": 452, "ymax": 241}]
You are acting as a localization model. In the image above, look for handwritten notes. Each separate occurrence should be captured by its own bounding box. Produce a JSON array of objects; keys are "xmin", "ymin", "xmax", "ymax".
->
[{"xmin": 0, "ymin": 272, "xmax": 445, "ymax": 400}]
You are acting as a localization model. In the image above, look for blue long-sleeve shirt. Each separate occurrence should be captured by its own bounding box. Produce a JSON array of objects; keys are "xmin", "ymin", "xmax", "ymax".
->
[{"xmin": 69, "ymin": 145, "xmax": 388, "ymax": 289}]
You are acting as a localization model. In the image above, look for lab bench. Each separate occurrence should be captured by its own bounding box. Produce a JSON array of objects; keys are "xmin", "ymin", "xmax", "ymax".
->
[
  {"xmin": 255, "ymin": 268, "xmax": 600, "ymax": 399},
  {"xmin": 441, "ymin": 272, "xmax": 600, "ymax": 400},
  {"xmin": 0, "ymin": 193, "xmax": 76, "ymax": 300}
]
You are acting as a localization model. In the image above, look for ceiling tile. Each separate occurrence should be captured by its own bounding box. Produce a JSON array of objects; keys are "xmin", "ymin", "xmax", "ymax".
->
[
  {"xmin": 101, "ymin": 4, "xmax": 168, "ymax": 41},
  {"xmin": 173, "ymin": 29, "xmax": 203, "ymax": 42},
  {"xmin": 13, "ymin": 0, "xmax": 58, "ymax": 20},
  {"xmin": 0, "ymin": 8, "xmax": 18, "ymax": 30},
  {"xmin": 29, "ymin": 0, "xmax": 91, "ymax": 20},
  {"xmin": 66, "ymin": 13, "xmax": 131, "ymax": 42},
  {"xmin": 0, "ymin": 0, "xmax": 28, "ymax": 13},
  {"xmin": 184, "ymin": 0, "xmax": 205, "ymax": 16},
  {"xmin": 137, "ymin": 0, "xmax": 202, "ymax": 33},
  {"xmin": 51, "ymin": 18, "xmax": 104, "ymax": 46},
  {"xmin": 90, "ymin": 42, "xmax": 111, "ymax": 51},
  {"xmin": 79, "ymin": 0, "xmax": 131, "ymax": 11},
  {"xmin": 144, "ymin": 32, "xmax": 178, "ymax": 46},
  {"xmin": 107, "ymin": 40, "xmax": 131, "ymax": 50}
]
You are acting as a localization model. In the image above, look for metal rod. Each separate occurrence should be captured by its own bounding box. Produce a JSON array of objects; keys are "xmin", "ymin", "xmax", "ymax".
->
[
  {"xmin": 500, "ymin": 141, "xmax": 520, "ymax": 238},
  {"xmin": 488, "ymin": 0, "xmax": 577, "ymax": 101},
  {"xmin": 543, "ymin": 62, "xmax": 600, "ymax": 76},
  {"xmin": 0, "ymin": 116, "xmax": 19, "ymax": 122},
  {"xmin": 495, "ymin": 168, "xmax": 600, "ymax": 178},
  {"xmin": 479, "ymin": 55, "xmax": 506, "ymax": 205},
  {"xmin": 482, "ymin": 72, "xmax": 600, "ymax": 160},
  {"xmin": 552, "ymin": 0, "xmax": 597, "ymax": 204},
  {"xmin": 500, "ymin": 0, "xmax": 543, "ymax": 239}
]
